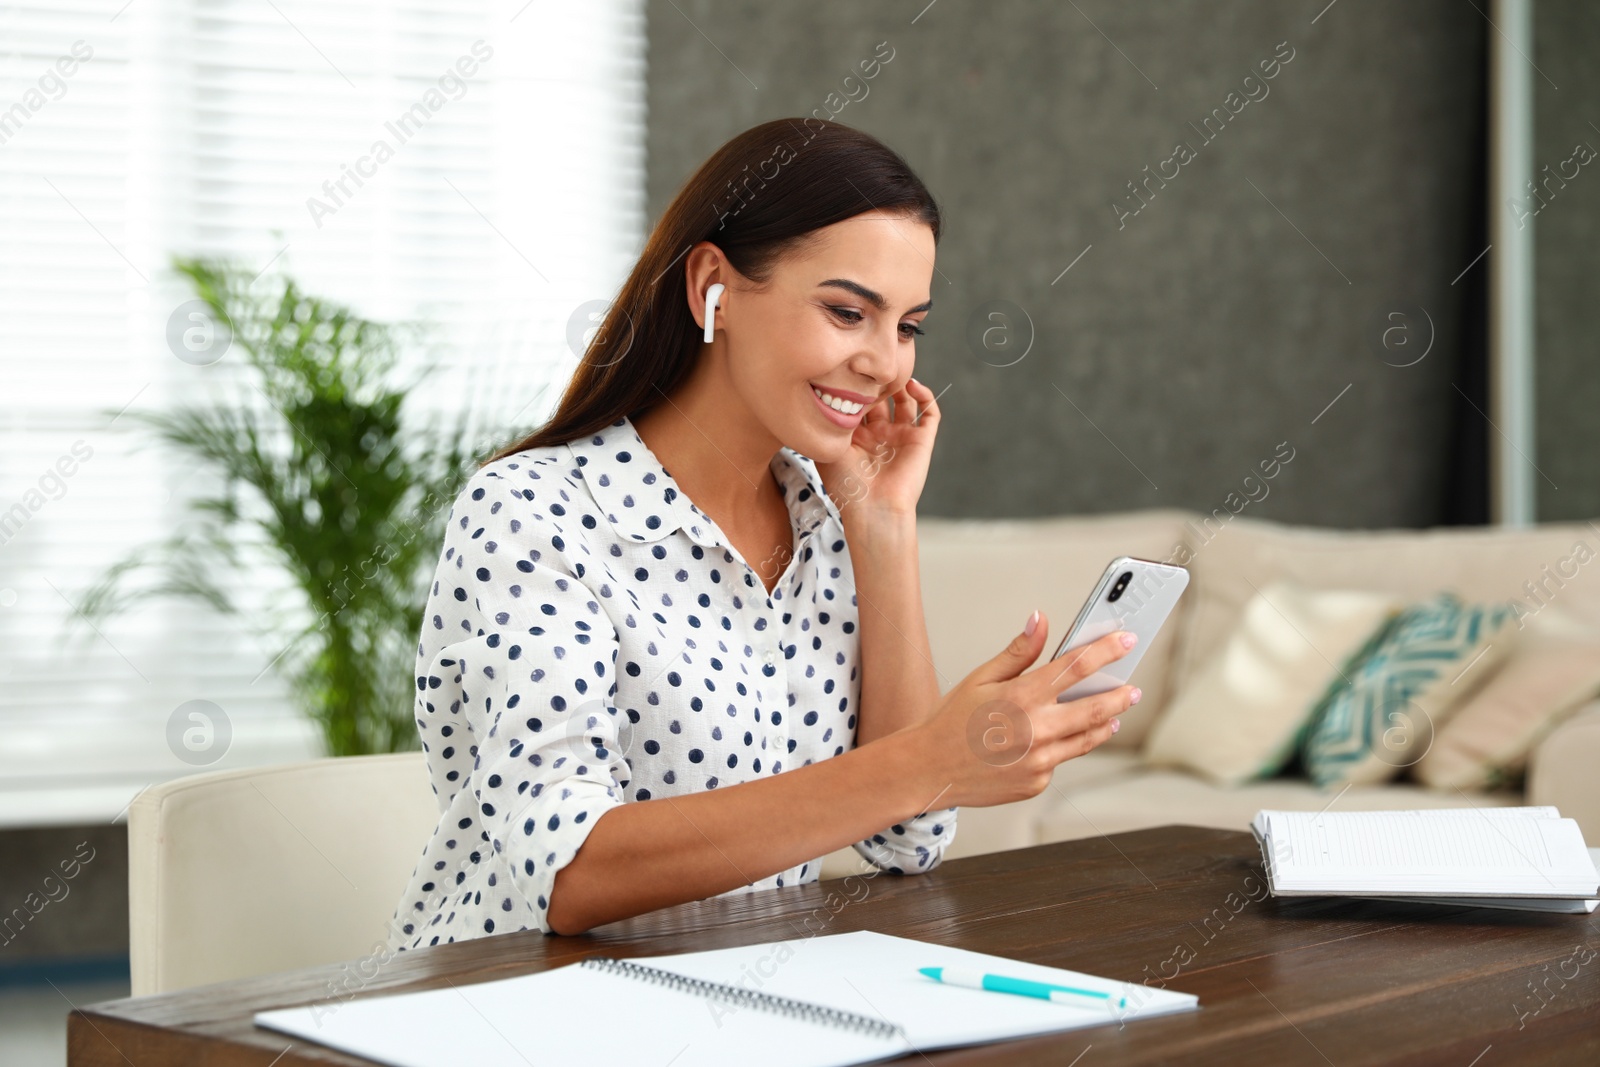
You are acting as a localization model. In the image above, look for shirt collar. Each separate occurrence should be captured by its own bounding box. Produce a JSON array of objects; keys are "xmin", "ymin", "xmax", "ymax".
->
[
  {"xmin": 565, "ymin": 417, "xmax": 837, "ymax": 547},
  {"xmin": 769, "ymin": 447, "xmax": 837, "ymax": 540}
]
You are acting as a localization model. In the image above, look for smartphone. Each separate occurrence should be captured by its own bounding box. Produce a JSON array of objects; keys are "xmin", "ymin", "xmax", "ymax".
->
[{"xmin": 1051, "ymin": 556, "xmax": 1189, "ymax": 703}]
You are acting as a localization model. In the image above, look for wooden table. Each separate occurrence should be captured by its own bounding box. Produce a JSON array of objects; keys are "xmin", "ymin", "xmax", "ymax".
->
[{"xmin": 69, "ymin": 825, "xmax": 1600, "ymax": 1065}]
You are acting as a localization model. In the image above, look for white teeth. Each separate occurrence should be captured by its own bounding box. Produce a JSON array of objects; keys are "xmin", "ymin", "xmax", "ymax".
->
[{"xmin": 812, "ymin": 386, "xmax": 864, "ymax": 415}]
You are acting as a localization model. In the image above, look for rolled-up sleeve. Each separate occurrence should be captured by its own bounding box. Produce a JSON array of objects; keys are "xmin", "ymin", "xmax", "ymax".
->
[
  {"xmin": 853, "ymin": 806, "xmax": 958, "ymax": 874},
  {"xmin": 416, "ymin": 469, "xmax": 628, "ymax": 934}
]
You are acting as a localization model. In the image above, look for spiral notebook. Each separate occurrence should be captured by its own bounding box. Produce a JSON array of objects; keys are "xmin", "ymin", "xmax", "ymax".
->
[{"xmin": 254, "ymin": 930, "xmax": 1198, "ymax": 1067}]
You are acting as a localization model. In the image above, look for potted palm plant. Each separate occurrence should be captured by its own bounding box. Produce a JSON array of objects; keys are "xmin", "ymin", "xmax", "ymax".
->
[{"xmin": 76, "ymin": 257, "xmax": 488, "ymax": 756}]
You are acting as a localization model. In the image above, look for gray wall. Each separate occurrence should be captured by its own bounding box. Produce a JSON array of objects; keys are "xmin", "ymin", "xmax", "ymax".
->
[
  {"xmin": 0, "ymin": 824, "xmax": 127, "ymax": 966},
  {"xmin": 646, "ymin": 0, "xmax": 1487, "ymax": 527},
  {"xmin": 1534, "ymin": 2, "xmax": 1600, "ymax": 523}
]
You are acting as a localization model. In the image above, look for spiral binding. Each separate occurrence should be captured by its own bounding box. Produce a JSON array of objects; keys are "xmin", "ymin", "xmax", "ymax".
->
[{"xmin": 580, "ymin": 956, "xmax": 905, "ymax": 1041}]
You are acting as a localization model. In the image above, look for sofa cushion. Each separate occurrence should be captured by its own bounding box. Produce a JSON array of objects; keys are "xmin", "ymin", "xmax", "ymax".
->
[
  {"xmin": 1033, "ymin": 769, "xmax": 1525, "ymax": 844},
  {"xmin": 918, "ymin": 510, "xmax": 1195, "ymax": 750},
  {"xmin": 1172, "ymin": 515, "xmax": 1600, "ymax": 699},
  {"xmin": 1529, "ymin": 704, "xmax": 1600, "ymax": 844},
  {"xmin": 1144, "ymin": 581, "xmax": 1403, "ymax": 785},
  {"xmin": 1416, "ymin": 609, "xmax": 1600, "ymax": 791},
  {"xmin": 1301, "ymin": 593, "xmax": 1519, "ymax": 787}
]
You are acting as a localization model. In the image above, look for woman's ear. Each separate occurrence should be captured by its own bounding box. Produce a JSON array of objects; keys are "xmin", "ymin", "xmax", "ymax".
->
[{"xmin": 683, "ymin": 241, "xmax": 728, "ymax": 335}]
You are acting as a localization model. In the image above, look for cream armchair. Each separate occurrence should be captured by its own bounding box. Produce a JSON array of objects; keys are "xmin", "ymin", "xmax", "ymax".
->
[{"xmin": 127, "ymin": 753, "xmax": 437, "ymax": 995}]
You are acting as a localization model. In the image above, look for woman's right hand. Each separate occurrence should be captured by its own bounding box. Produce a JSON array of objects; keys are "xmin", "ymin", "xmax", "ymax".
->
[{"xmin": 904, "ymin": 611, "xmax": 1141, "ymax": 809}]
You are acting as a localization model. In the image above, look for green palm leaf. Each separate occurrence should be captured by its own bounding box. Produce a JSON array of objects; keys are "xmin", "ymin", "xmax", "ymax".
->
[{"xmin": 69, "ymin": 256, "xmax": 497, "ymax": 756}]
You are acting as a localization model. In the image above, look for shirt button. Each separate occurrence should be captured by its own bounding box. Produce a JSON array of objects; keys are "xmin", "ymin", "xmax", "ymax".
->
[{"xmin": 763, "ymin": 651, "xmax": 776, "ymax": 668}]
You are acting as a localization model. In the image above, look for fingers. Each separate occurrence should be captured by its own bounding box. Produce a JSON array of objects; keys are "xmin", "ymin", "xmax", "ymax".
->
[
  {"xmin": 1000, "ymin": 684, "xmax": 1134, "ymax": 792},
  {"xmin": 903, "ymin": 376, "xmax": 939, "ymax": 428},
  {"xmin": 1046, "ymin": 684, "xmax": 1139, "ymax": 740},
  {"xmin": 1039, "ymin": 712, "xmax": 1122, "ymax": 767},
  {"xmin": 1035, "ymin": 688, "xmax": 1135, "ymax": 766},
  {"xmin": 888, "ymin": 385, "xmax": 916, "ymax": 426},
  {"xmin": 1018, "ymin": 629, "xmax": 1136, "ymax": 703},
  {"xmin": 966, "ymin": 609, "xmax": 1050, "ymax": 686}
]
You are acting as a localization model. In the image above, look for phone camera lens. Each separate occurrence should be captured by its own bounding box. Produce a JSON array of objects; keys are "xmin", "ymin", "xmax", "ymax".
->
[{"xmin": 1107, "ymin": 570, "xmax": 1133, "ymax": 603}]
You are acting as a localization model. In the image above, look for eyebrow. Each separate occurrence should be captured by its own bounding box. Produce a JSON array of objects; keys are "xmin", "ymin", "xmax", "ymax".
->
[{"xmin": 817, "ymin": 278, "xmax": 932, "ymax": 315}]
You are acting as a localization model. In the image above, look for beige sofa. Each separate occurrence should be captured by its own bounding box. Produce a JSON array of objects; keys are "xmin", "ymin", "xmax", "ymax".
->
[{"xmin": 821, "ymin": 508, "xmax": 1600, "ymax": 877}]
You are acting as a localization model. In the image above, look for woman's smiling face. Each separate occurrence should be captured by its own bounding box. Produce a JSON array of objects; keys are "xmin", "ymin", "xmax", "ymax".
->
[{"xmin": 691, "ymin": 209, "xmax": 936, "ymax": 463}]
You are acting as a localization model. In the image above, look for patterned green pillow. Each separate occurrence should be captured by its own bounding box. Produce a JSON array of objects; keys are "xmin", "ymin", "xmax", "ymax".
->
[{"xmin": 1301, "ymin": 592, "xmax": 1520, "ymax": 787}]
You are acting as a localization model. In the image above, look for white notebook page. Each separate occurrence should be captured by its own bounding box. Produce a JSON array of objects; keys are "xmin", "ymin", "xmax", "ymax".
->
[
  {"xmin": 254, "ymin": 930, "xmax": 1199, "ymax": 1067},
  {"xmin": 624, "ymin": 930, "xmax": 1198, "ymax": 1050},
  {"xmin": 1255, "ymin": 807, "xmax": 1600, "ymax": 897},
  {"xmin": 255, "ymin": 961, "xmax": 906, "ymax": 1067}
]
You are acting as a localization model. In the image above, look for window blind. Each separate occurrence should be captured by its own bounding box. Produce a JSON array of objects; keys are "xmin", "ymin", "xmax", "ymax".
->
[{"xmin": 0, "ymin": 0, "xmax": 647, "ymax": 826}]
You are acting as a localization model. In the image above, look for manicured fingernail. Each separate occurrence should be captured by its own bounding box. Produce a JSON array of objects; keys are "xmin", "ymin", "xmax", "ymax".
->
[
  {"xmin": 1120, "ymin": 631, "xmax": 1137, "ymax": 649},
  {"xmin": 1111, "ymin": 718, "xmax": 1121, "ymax": 734},
  {"xmin": 1024, "ymin": 609, "xmax": 1040, "ymax": 636},
  {"xmin": 1130, "ymin": 688, "xmax": 1142, "ymax": 705}
]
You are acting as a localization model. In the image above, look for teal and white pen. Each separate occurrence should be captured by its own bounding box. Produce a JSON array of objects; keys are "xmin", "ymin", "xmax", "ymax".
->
[{"xmin": 918, "ymin": 966, "xmax": 1128, "ymax": 1009}]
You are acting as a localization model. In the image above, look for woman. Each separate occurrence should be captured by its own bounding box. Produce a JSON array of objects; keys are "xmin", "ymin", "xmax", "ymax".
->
[{"xmin": 388, "ymin": 118, "xmax": 1138, "ymax": 946}]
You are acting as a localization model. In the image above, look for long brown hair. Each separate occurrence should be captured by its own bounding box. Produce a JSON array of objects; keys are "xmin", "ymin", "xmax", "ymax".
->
[{"xmin": 481, "ymin": 117, "xmax": 941, "ymax": 466}]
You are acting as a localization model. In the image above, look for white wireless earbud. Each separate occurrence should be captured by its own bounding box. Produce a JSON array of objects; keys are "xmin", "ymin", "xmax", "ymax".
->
[{"xmin": 702, "ymin": 283, "xmax": 725, "ymax": 343}]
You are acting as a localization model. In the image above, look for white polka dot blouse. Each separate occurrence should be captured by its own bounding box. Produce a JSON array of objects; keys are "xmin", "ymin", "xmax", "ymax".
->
[{"xmin": 388, "ymin": 417, "xmax": 957, "ymax": 949}]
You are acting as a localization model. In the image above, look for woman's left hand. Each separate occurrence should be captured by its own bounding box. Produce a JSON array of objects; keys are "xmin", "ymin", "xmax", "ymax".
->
[{"xmin": 815, "ymin": 376, "xmax": 940, "ymax": 522}]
